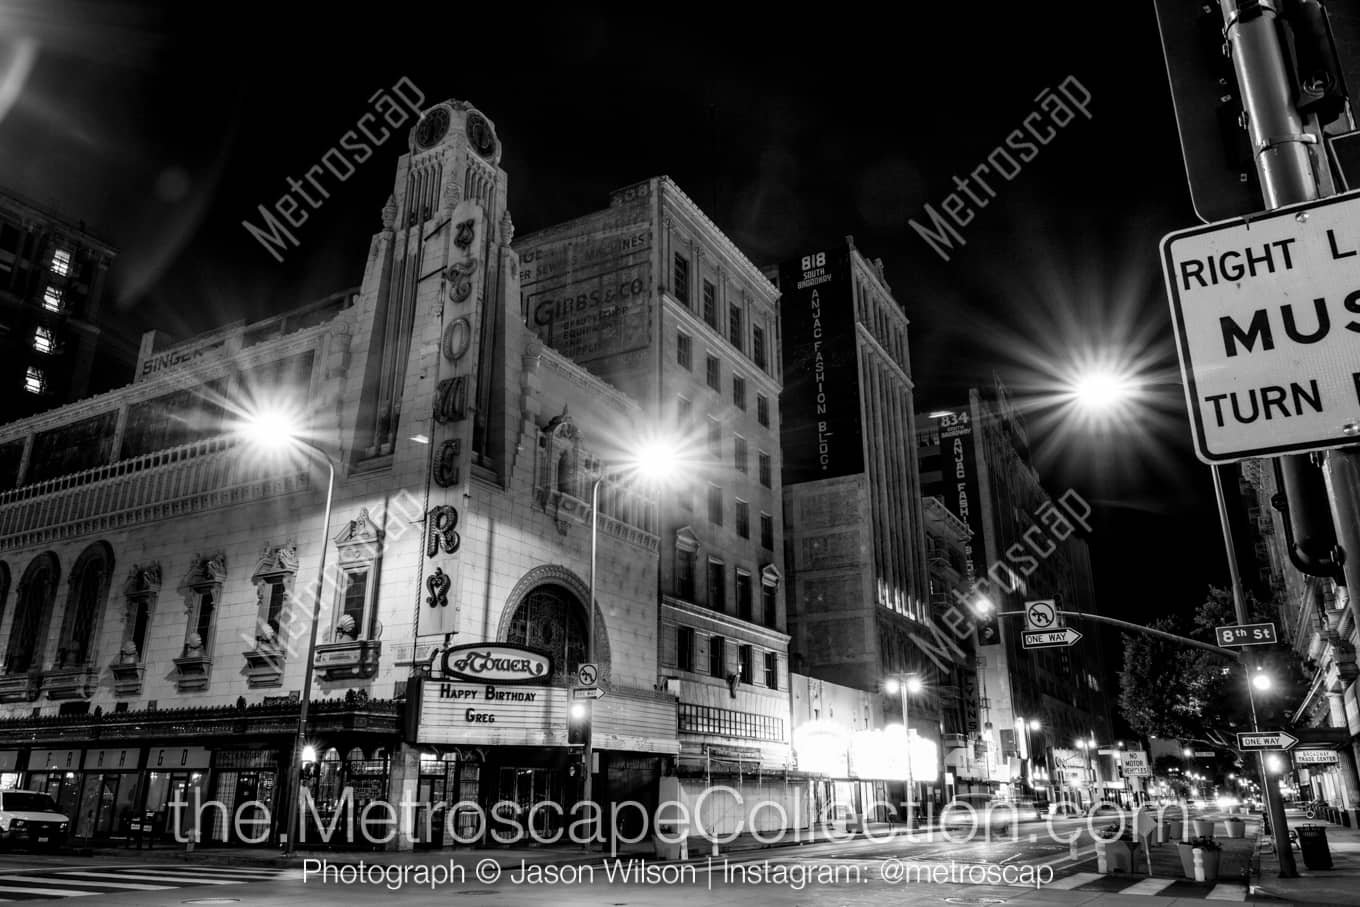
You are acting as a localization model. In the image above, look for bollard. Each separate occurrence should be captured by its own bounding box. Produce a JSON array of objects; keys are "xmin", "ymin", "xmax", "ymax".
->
[
  {"xmin": 1071, "ymin": 837, "xmax": 1080, "ymax": 860},
  {"xmin": 1095, "ymin": 842, "xmax": 1108, "ymax": 873},
  {"xmin": 1193, "ymin": 847, "xmax": 1205, "ymax": 882}
]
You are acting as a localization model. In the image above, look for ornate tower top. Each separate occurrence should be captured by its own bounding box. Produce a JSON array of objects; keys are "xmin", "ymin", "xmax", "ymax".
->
[{"xmin": 409, "ymin": 98, "xmax": 502, "ymax": 167}]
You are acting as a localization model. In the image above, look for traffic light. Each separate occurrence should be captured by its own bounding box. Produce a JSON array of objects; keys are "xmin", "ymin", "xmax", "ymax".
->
[{"xmin": 568, "ymin": 701, "xmax": 591, "ymax": 745}]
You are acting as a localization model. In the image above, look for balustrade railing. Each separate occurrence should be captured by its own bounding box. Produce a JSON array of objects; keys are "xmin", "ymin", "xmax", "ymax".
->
[{"xmin": 0, "ymin": 436, "xmax": 308, "ymax": 549}]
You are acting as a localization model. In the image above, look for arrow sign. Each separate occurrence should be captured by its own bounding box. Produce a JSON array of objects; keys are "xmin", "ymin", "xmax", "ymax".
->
[
  {"xmin": 1238, "ymin": 731, "xmax": 1298, "ymax": 751},
  {"xmin": 571, "ymin": 687, "xmax": 605, "ymax": 701},
  {"xmin": 1022, "ymin": 628, "xmax": 1083, "ymax": 649}
]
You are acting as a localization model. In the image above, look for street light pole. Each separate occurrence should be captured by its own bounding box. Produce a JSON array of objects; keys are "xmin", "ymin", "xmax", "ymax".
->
[
  {"xmin": 283, "ymin": 452, "xmax": 335, "ymax": 856},
  {"xmin": 582, "ymin": 474, "xmax": 603, "ymax": 851}
]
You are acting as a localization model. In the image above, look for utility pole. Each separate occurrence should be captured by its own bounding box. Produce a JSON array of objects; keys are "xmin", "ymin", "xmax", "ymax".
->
[{"xmin": 1209, "ymin": 0, "xmax": 1358, "ymax": 875}]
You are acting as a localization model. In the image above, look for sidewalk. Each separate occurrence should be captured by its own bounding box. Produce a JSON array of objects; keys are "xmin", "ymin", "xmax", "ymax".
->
[{"xmin": 1252, "ymin": 808, "xmax": 1360, "ymax": 904}]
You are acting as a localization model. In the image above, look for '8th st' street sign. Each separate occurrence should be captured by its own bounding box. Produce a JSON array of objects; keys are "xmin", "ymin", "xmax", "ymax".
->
[{"xmin": 1161, "ymin": 192, "xmax": 1360, "ymax": 463}]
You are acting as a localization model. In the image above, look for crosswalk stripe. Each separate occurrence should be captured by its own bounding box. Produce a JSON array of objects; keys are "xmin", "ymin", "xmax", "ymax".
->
[
  {"xmin": 179, "ymin": 867, "xmax": 284, "ymax": 877},
  {"xmin": 0, "ymin": 874, "xmax": 173, "ymax": 891},
  {"xmin": 1046, "ymin": 871, "xmax": 1102, "ymax": 890},
  {"xmin": 57, "ymin": 871, "xmax": 239, "ymax": 885},
  {"xmin": 0, "ymin": 883, "xmax": 101, "ymax": 896},
  {"xmin": 1121, "ymin": 877, "xmax": 1177, "ymax": 895},
  {"xmin": 1205, "ymin": 882, "xmax": 1248, "ymax": 900}
]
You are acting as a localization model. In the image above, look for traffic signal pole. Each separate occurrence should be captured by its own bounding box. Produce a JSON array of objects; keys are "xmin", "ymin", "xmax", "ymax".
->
[{"xmin": 1214, "ymin": 0, "xmax": 1326, "ymax": 876}]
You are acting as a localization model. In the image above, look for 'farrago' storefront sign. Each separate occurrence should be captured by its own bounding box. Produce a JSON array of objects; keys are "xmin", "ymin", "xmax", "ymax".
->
[{"xmin": 440, "ymin": 643, "xmax": 553, "ymax": 685}]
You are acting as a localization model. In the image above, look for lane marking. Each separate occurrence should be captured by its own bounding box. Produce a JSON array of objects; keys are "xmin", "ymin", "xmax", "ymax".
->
[
  {"xmin": 1205, "ymin": 882, "xmax": 1248, "ymax": 901},
  {"xmin": 57, "ymin": 871, "xmax": 240, "ymax": 885},
  {"xmin": 1122, "ymin": 877, "xmax": 1177, "ymax": 895},
  {"xmin": 0, "ymin": 874, "xmax": 174, "ymax": 891},
  {"xmin": 1044, "ymin": 871, "xmax": 1102, "ymax": 890}
]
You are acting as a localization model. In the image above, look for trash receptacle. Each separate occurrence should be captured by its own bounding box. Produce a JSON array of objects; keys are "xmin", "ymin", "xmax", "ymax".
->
[{"xmin": 1298, "ymin": 824, "xmax": 1333, "ymax": 870}]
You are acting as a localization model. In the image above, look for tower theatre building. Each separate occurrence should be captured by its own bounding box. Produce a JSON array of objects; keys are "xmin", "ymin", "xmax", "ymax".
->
[{"xmin": 0, "ymin": 99, "xmax": 680, "ymax": 849}]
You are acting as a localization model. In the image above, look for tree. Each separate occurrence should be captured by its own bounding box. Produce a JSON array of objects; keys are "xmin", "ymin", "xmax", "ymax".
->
[{"xmin": 1117, "ymin": 586, "xmax": 1301, "ymax": 748}]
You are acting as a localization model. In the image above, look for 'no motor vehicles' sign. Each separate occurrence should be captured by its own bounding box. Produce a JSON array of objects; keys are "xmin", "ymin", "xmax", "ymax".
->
[{"xmin": 1161, "ymin": 192, "xmax": 1360, "ymax": 463}]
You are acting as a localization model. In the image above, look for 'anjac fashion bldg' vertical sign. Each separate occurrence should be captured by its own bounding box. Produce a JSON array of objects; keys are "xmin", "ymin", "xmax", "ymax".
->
[{"xmin": 778, "ymin": 248, "xmax": 864, "ymax": 483}]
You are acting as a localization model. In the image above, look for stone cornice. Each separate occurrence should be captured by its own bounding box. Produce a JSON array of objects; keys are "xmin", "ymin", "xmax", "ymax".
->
[{"xmin": 657, "ymin": 177, "xmax": 779, "ymax": 305}]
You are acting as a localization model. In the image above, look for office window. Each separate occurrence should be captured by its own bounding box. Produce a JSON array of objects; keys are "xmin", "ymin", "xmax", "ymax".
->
[
  {"xmin": 736, "ymin": 568, "xmax": 752, "ymax": 620},
  {"xmin": 23, "ymin": 366, "xmax": 44, "ymax": 395},
  {"xmin": 707, "ymin": 483, "xmax": 723, "ymax": 526},
  {"xmin": 758, "ymin": 451, "xmax": 772, "ymax": 487},
  {"xmin": 42, "ymin": 286, "xmax": 63, "ymax": 313},
  {"xmin": 677, "ymin": 332, "xmax": 692, "ymax": 369},
  {"xmin": 738, "ymin": 645, "xmax": 753, "ymax": 683},
  {"xmin": 708, "ymin": 557, "xmax": 726, "ymax": 611},
  {"xmin": 761, "ymin": 583, "xmax": 777, "ymax": 627},
  {"xmin": 677, "ymin": 626, "xmax": 695, "ymax": 672},
  {"xmin": 702, "ymin": 280, "xmax": 717, "ymax": 327},
  {"xmin": 707, "ymin": 417, "xmax": 722, "ymax": 457},
  {"xmin": 734, "ymin": 436, "xmax": 748, "ymax": 473},
  {"xmin": 753, "ymin": 324, "xmax": 767, "ymax": 371},
  {"xmin": 732, "ymin": 375, "xmax": 746, "ymax": 410},
  {"xmin": 709, "ymin": 635, "xmax": 726, "ymax": 678},
  {"xmin": 50, "ymin": 248, "xmax": 71, "ymax": 277},
  {"xmin": 674, "ymin": 252, "xmax": 690, "ymax": 305},
  {"xmin": 728, "ymin": 304, "xmax": 743, "ymax": 350},
  {"xmin": 757, "ymin": 395, "xmax": 770, "ymax": 428},
  {"xmin": 677, "ymin": 395, "xmax": 692, "ymax": 425},
  {"xmin": 736, "ymin": 500, "xmax": 750, "ymax": 539},
  {"xmin": 676, "ymin": 482, "xmax": 693, "ymax": 511},
  {"xmin": 764, "ymin": 652, "xmax": 779, "ymax": 689},
  {"xmin": 705, "ymin": 355, "xmax": 720, "ymax": 391},
  {"xmin": 760, "ymin": 512, "xmax": 773, "ymax": 551},
  {"xmin": 32, "ymin": 326, "xmax": 54, "ymax": 354},
  {"xmin": 678, "ymin": 547, "xmax": 696, "ymax": 599}
]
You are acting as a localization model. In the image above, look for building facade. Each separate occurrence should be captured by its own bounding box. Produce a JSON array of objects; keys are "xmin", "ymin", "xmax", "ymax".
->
[
  {"xmin": 0, "ymin": 100, "xmax": 697, "ymax": 850},
  {"xmin": 1239, "ymin": 458, "xmax": 1360, "ymax": 821},
  {"xmin": 513, "ymin": 178, "xmax": 794, "ymax": 795},
  {"xmin": 771, "ymin": 240, "xmax": 948, "ymax": 808},
  {"xmin": 0, "ymin": 189, "xmax": 118, "ymax": 426},
  {"xmin": 917, "ymin": 380, "xmax": 1112, "ymax": 805}
]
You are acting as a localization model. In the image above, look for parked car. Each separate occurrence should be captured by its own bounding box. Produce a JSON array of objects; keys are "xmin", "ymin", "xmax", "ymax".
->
[
  {"xmin": 940, "ymin": 793, "xmax": 1020, "ymax": 837},
  {"xmin": 0, "ymin": 790, "xmax": 69, "ymax": 849}
]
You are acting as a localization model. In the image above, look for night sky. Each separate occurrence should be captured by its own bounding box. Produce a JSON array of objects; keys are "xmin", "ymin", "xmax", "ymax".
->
[{"xmin": 1, "ymin": 3, "xmax": 1236, "ymax": 689}]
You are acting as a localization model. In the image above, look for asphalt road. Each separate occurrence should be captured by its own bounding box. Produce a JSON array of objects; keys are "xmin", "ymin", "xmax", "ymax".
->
[{"xmin": 0, "ymin": 817, "xmax": 1100, "ymax": 905}]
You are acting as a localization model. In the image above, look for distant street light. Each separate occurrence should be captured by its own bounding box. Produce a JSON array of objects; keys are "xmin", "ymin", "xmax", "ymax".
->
[
  {"xmin": 239, "ymin": 408, "xmax": 335, "ymax": 856},
  {"xmin": 885, "ymin": 673, "xmax": 924, "ymax": 823}
]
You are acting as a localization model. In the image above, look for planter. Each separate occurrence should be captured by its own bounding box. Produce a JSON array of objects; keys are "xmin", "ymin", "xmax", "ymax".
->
[
  {"xmin": 1104, "ymin": 839, "xmax": 1140, "ymax": 873},
  {"xmin": 1192, "ymin": 819, "xmax": 1216, "ymax": 837},
  {"xmin": 1177, "ymin": 843, "xmax": 1222, "ymax": 881},
  {"xmin": 1167, "ymin": 818, "xmax": 1185, "ymax": 841},
  {"xmin": 1224, "ymin": 818, "xmax": 1246, "ymax": 839}
]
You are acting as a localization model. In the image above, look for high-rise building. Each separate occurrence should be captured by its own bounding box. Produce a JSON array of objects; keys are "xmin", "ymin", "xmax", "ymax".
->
[
  {"xmin": 917, "ymin": 380, "xmax": 1112, "ymax": 805},
  {"xmin": 514, "ymin": 178, "xmax": 793, "ymax": 781},
  {"xmin": 770, "ymin": 239, "xmax": 946, "ymax": 805},
  {"xmin": 0, "ymin": 189, "xmax": 118, "ymax": 425}
]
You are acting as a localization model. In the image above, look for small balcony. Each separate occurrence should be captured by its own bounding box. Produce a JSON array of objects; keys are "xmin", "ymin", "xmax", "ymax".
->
[
  {"xmin": 314, "ymin": 640, "xmax": 381, "ymax": 681},
  {"xmin": 0, "ymin": 671, "xmax": 40, "ymax": 703},
  {"xmin": 42, "ymin": 665, "xmax": 100, "ymax": 700}
]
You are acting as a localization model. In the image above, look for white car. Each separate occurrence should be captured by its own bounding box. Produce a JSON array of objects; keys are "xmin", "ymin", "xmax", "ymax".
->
[{"xmin": 0, "ymin": 790, "xmax": 70, "ymax": 849}]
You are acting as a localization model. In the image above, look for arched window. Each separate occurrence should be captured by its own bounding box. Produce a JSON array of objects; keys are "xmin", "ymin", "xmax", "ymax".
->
[
  {"xmin": 505, "ymin": 584, "xmax": 588, "ymax": 679},
  {"xmin": 57, "ymin": 542, "xmax": 114, "ymax": 668},
  {"xmin": 5, "ymin": 553, "xmax": 59, "ymax": 674}
]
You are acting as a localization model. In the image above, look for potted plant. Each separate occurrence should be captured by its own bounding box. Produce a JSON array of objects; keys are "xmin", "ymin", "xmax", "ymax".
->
[
  {"xmin": 1097, "ymin": 824, "xmax": 1141, "ymax": 873},
  {"xmin": 1177, "ymin": 835, "xmax": 1222, "ymax": 881},
  {"xmin": 1192, "ymin": 817, "xmax": 1216, "ymax": 837},
  {"xmin": 1224, "ymin": 815, "xmax": 1246, "ymax": 838}
]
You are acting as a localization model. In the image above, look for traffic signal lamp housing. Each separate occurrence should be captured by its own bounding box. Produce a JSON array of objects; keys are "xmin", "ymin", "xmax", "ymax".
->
[{"xmin": 568, "ymin": 701, "xmax": 591, "ymax": 745}]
